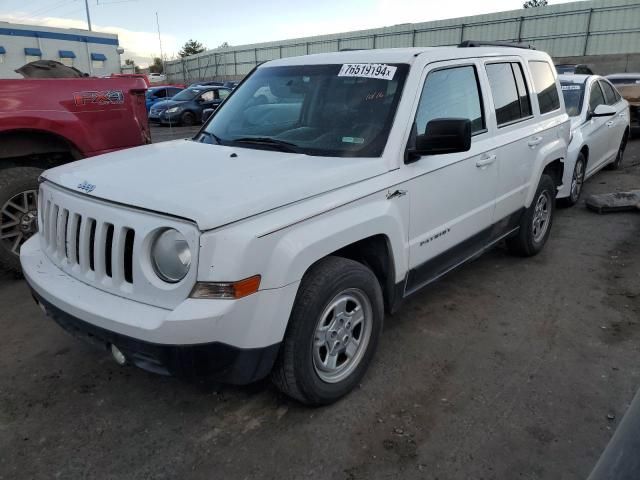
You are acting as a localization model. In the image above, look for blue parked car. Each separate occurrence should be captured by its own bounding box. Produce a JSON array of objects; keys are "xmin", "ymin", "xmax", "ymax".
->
[
  {"xmin": 145, "ymin": 86, "xmax": 184, "ymax": 112},
  {"xmin": 148, "ymin": 86, "xmax": 231, "ymax": 126}
]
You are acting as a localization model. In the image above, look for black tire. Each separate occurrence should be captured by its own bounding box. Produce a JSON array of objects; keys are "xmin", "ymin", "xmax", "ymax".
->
[
  {"xmin": 180, "ymin": 111, "xmax": 196, "ymax": 126},
  {"xmin": 558, "ymin": 153, "xmax": 586, "ymax": 208},
  {"xmin": 506, "ymin": 174, "xmax": 556, "ymax": 257},
  {"xmin": 272, "ymin": 256, "xmax": 384, "ymax": 406},
  {"xmin": 609, "ymin": 130, "xmax": 628, "ymax": 170},
  {"xmin": 0, "ymin": 166, "xmax": 43, "ymax": 273}
]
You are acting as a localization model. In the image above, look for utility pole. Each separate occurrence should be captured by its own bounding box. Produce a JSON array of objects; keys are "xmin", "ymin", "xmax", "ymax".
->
[
  {"xmin": 156, "ymin": 12, "xmax": 165, "ymax": 74},
  {"xmin": 84, "ymin": 0, "xmax": 92, "ymax": 31}
]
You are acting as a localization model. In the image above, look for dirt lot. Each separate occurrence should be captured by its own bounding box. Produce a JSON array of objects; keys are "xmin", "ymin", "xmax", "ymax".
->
[{"xmin": 1, "ymin": 130, "xmax": 639, "ymax": 479}]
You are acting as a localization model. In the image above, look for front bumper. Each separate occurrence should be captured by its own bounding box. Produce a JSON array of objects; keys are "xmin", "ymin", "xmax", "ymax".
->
[
  {"xmin": 31, "ymin": 290, "xmax": 279, "ymax": 383},
  {"xmin": 21, "ymin": 237, "xmax": 299, "ymax": 383},
  {"xmin": 158, "ymin": 110, "xmax": 184, "ymax": 124}
]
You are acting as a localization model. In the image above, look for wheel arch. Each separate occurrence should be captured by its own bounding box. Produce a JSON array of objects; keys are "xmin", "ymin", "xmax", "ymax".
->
[{"xmin": 0, "ymin": 129, "xmax": 83, "ymax": 170}]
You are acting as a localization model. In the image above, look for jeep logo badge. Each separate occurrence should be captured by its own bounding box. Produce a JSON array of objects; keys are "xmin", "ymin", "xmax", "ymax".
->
[{"xmin": 77, "ymin": 181, "xmax": 96, "ymax": 193}]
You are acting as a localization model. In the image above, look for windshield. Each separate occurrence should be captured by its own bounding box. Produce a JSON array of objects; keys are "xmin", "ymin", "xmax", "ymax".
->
[
  {"xmin": 560, "ymin": 82, "xmax": 585, "ymax": 116},
  {"xmin": 172, "ymin": 88, "xmax": 201, "ymax": 101},
  {"xmin": 202, "ymin": 63, "xmax": 409, "ymax": 157}
]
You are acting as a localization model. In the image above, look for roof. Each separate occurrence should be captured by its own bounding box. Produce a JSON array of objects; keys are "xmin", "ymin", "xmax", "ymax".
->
[
  {"xmin": 558, "ymin": 74, "xmax": 592, "ymax": 84},
  {"xmin": 606, "ymin": 73, "xmax": 640, "ymax": 79},
  {"xmin": 264, "ymin": 46, "xmax": 550, "ymax": 67}
]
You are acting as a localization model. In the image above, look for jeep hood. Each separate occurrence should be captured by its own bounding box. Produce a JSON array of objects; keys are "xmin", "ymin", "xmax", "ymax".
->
[{"xmin": 42, "ymin": 140, "xmax": 387, "ymax": 230}]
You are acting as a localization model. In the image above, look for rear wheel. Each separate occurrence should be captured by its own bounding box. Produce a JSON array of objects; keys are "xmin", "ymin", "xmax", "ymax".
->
[
  {"xmin": 272, "ymin": 256, "xmax": 384, "ymax": 405},
  {"xmin": 506, "ymin": 174, "xmax": 555, "ymax": 257},
  {"xmin": 0, "ymin": 167, "xmax": 43, "ymax": 273}
]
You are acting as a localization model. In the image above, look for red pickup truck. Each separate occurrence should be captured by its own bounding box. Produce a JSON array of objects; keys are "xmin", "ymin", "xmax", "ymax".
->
[{"xmin": 0, "ymin": 76, "xmax": 150, "ymax": 273}]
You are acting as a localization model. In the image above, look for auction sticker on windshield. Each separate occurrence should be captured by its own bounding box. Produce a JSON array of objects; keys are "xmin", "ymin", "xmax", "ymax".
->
[{"xmin": 338, "ymin": 64, "xmax": 397, "ymax": 80}]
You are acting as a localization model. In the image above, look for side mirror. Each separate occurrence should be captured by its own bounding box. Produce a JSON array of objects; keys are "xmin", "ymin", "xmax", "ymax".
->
[
  {"xmin": 591, "ymin": 104, "xmax": 616, "ymax": 118},
  {"xmin": 411, "ymin": 118, "xmax": 472, "ymax": 159}
]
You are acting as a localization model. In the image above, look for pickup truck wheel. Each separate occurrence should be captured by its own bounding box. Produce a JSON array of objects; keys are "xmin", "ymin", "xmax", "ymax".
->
[
  {"xmin": 0, "ymin": 167, "xmax": 43, "ymax": 273},
  {"xmin": 272, "ymin": 256, "xmax": 384, "ymax": 405},
  {"xmin": 559, "ymin": 153, "xmax": 586, "ymax": 207},
  {"xmin": 181, "ymin": 111, "xmax": 196, "ymax": 126},
  {"xmin": 506, "ymin": 174, "xmax": 555, "ymax": 257}
]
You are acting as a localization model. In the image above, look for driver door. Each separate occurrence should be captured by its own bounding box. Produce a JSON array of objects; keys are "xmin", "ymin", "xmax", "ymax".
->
[
  {"xmin": 405, "ymin": 60, "xmax": 498, "ymax": 293},
  {"xmin": 583, "ymin": 81, "xmax": 610, "ymax": 175}
]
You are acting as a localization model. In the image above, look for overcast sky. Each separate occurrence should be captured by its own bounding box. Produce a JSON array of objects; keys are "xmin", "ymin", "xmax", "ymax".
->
[{"xmin": 0, "ymin": 0, "xmax": 576, "ymax": 66}]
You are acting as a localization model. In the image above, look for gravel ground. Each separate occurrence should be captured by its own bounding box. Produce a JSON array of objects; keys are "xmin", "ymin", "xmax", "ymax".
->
[{"xmin": 1, "ymin": 133, "xmax": 639, "ymax": 480}]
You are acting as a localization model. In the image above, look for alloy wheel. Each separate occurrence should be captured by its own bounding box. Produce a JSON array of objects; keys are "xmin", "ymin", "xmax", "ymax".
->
[
  {"xmin": 532, "ymin": 190, "xmax": 551, "ymax": 243},
  {"xmin": 312, "ymin": 288, "xmax": 373, "ymax": 384},
  {"xmin": 0, "ymin": 189, "xmax": 38, "ymax": 256}
]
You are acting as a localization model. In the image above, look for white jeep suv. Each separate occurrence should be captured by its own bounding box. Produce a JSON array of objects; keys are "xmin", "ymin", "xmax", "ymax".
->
[{"xmin": 22, "ymin": 44, "xmax": 569, "ymax": 405}]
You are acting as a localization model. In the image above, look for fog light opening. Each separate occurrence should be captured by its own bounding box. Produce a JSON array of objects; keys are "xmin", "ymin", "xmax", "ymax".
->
[{"xmin": 110, "ymin": 344, "xmax": 127, "ymax": 366}]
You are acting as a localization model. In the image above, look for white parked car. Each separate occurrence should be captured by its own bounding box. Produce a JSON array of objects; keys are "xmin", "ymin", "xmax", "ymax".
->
[
  {"xmin": 21, "ymin": 44, "xmax": 569, "ymax": 405},
  {"xmin": 557, "ymin": 74, "xmax": 630, "ymax": 205},
  {"xmin": 148, "ymin": 72, "xmax": 167, "ymax": 84}
]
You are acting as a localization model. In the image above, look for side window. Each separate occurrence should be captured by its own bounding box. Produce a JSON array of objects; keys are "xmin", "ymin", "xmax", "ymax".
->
[
  {"xmin": 168, "ymin": 88, "xmax": 181, "ymax": 97},
  {"xmin": 599, "ymin": 81, "xmax": 619, "ymax": 105},
  {"xmin": 155, "ymin": 89, "xmax": 167, "ymax": 99},
  {"xmin": 218, "ymin": 89, "xmax": 230, "ymax": 100},
  {"xmin": 486, "ymin": 62, "xmax": 532, "ymax": 126},
  {"xmin": 200, "ymin": 90, "xmax": 215, "ymax": 102},
  {"xmin": 415, "ymin": 65, "xmax": 485, "ymax": 135},
  {"xmin": 528, "ymin": 61, "xmax": 561, "ymax": 114},
  {"xmin": 589, "ymin": 82, "xmax": 606, "ymax": 112}
]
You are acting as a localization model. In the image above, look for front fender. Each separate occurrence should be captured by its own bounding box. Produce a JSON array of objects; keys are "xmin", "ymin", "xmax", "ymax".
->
[{"xmin": 197, "ymin": 189, "xmax": 409, "ymax": 290}]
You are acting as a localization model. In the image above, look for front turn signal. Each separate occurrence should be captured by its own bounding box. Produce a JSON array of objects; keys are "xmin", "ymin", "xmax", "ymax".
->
[{"xmin": 190, "ymin": 275, "xmax": 261, "ymax": 299}]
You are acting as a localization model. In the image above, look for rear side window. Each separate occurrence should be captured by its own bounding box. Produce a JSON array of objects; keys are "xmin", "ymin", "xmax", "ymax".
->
[
  {"xmin": 589, "ymin": 82, "xmax": 606, "ymax": 112},
  {"xmin": 416, "ymin": 65, "xmax": 485, "ymax": 135},
  {"xmin": 155, "ymin": 89, "xmax": 167, "ymax": 98},
  {"xmin": 486, "ymin": 62, "xmax": 532, "ymax": 126},
  {"xmin": 528, "ymin": 61, "xmax": 561, "ymax": 114},
  {"xmin": 599, "ymin": 80, "xmax": 620, "ymax": 105}
]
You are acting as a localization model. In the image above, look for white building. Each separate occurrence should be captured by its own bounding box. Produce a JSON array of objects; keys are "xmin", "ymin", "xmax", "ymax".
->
[{"xmin": 0, "ymin": 22, "xmax": 122, "ymax": 78}]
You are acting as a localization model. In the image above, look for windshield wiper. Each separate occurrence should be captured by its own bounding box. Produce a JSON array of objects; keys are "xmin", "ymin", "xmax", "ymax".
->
[
  {"xmin": 197, "ymin": 131, "xmax": 221, "ymax": 145},
  {"xmin": 231, "ymin": 137, "xmax": 301, "ymax": 153}
]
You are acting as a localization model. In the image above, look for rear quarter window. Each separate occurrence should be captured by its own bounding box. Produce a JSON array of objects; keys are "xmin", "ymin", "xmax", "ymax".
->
[
  {"xmin": 485, "ymin": 62, "xmax": 532, "ymax": 126},
  {"xmin": 528, "ymin": 61, "xmax": 561, "ymax": 114}
]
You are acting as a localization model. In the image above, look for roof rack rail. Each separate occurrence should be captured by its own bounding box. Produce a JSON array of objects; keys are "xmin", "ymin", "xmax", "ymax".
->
[{"xmin": 458, "ymin": 40, "xmax": 536, "ymax": 50}]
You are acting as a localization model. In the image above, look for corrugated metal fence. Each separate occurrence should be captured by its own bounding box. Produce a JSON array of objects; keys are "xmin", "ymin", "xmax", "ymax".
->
[{"xmin": 165, "ymin": 0, "xmax": 640, "ymax": 83}]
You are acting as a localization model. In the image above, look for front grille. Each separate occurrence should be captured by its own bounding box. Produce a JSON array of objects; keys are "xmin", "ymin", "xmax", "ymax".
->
[{"xmin": 42, "ymin": 198, "xmax": 135, "ymax": 286}]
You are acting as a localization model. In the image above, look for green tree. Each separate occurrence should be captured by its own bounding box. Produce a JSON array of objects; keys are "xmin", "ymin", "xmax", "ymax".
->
[
  {"xmin": 218, "ymin": 41, "xmax": 230, "ymax": 48},
  {"xmin": 179, "ymin": 39, "xmax": 205, "ymax": 58},
  {"xmin": 123, "ymin": 58, "xmax": 140, "ymax": 73},
  {"xmin": 523, "ymin": 0, "xmax": 548, "ymax": 7},
  {"xmin": 149, "ymin": 57, "xmax": 163, "ymax": 74}
]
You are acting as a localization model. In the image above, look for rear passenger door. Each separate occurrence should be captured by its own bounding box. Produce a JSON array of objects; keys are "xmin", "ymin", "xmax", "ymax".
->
[
  {"xmin": 405, "ymin": 61, "xmax": 498, "ymax": 293},
  {"xmin": 485, "ymin": 60, "xmax": 540, "ymax": 221}
]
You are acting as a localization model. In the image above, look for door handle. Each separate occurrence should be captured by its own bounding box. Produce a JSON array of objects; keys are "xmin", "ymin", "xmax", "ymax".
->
[
  {"xmin": 527, "ymin": 136, "xmax": 543, "ymax": 148},
  {"xmin": 476, "ymin": 154, "xmax": 497, "ymax": 168},
  {"xmin": 618, "ymin": 112, "xmax": 626, "ymax": 117}
]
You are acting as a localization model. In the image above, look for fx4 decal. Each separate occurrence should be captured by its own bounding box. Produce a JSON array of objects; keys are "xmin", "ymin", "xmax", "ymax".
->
[{"xmin": 73, "ymin": 90, "xmax": 125, "ymax": 106}]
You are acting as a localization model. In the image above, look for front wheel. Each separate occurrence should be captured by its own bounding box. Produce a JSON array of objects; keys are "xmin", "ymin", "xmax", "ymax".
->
[
  {"xmin": 272, "ymin": 256, "xmax": 384, "ymax": 405},
  {"xmin": 559, "ymin": 153, "xmax": 586, "ymax": 207},
  {"xmin": 610, "ymin": 131, "xmax": 628, "ymax": 170},
  {"xmin": 506, "ymin": 174, "xmax": 556, "ymax": 257},
  {"xmin": 180, "ymin": 111, "xmax": 196, "ymax": 126}
]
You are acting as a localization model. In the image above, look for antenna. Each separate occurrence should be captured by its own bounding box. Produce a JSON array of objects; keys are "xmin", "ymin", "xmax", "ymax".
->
[
  {"xmin": 84, "ymin": 0, "xmax": 92, "ymax": 30},
  {"xmin": 156, "ymin": 12, "xmax": 165, "ymax": 75}
]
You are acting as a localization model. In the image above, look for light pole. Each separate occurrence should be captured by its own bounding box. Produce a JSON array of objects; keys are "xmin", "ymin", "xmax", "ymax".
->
[{"xmin": 84, "ymin": 0, "xmax": 92, "ymax": 31}]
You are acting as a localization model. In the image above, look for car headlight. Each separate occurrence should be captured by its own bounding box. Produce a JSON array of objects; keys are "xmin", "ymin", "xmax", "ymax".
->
[
  {"xmin": 151, "ymin": 229, "xmax": 191, "ymax": 283},
  {"xmin": 167, "ymin": 106, "xmax": 180, "ymax": 113}
]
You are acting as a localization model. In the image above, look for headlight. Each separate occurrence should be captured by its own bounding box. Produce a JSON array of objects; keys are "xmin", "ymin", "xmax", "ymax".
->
[
  {"xmin": 151, "ymin": 229, "xmax": 191, "ymax": 283},
  {"xmin": 167, "ymin": 106, "xmax": 180, "ymax": 113}
]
